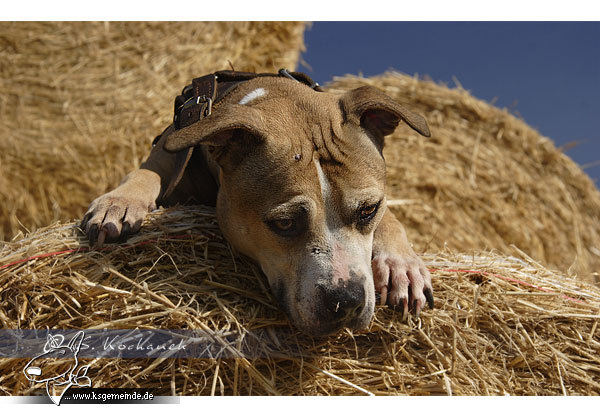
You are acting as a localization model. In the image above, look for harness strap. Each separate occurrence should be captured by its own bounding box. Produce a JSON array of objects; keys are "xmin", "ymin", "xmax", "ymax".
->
[
  {"xmin": 162, "ymin": 69, "xmax": 321, "ymax": 200},
  {"xmin": 163, "ymin": 146, "xmax": 194, "ymax": 201}
]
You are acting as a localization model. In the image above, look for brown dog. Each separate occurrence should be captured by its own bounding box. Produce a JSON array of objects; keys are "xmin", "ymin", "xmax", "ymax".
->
[{"xmin": 81, "ymin": 70, "xmax": 434, "ymax": 336}]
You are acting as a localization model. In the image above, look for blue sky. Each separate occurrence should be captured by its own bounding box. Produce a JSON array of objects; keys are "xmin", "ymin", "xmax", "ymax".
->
[{"xmin": 298, "ymin": 22, "xmax": 600, "ymax": 183}]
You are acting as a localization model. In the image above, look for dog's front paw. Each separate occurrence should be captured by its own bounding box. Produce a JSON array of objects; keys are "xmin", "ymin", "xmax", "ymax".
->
[
  {"xmin": 80, "ymin": 192, "xmax": 155, "ymax": 246},
  {"xmin": 372, "ymin": 251, "xmax": 434, "ymax": 317}
]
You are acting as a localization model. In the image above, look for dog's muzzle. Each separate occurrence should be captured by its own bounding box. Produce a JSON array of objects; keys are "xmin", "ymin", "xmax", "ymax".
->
[{"xmin": 316, "ymin": 279, "xmax": 365, "ymax": 323}]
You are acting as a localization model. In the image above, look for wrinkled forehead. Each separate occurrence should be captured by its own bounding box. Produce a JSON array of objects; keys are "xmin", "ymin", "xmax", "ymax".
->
[
  {"xmin": 317, "ymin": 153, "xmax": 386, "ymax": 200},
  {"xmin": 231, "ymin": 132, "xmax": 386, "ymax": 211}
]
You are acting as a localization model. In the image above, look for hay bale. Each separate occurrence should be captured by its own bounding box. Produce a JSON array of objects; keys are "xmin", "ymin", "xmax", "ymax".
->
[
  {"xmin": 0, "ymin": 21, "xmax": 307, "ymax": 241},
  {"xmin": 2, "ymin": 206, "xmax": 599, "ymax": 395},
  {"xmin": 326, "ymin": 73, "xmax": 600, "ymax": 282},
  {"xmin": 4, "ymin": 22, "xmax": 597, "ymax": 280}
]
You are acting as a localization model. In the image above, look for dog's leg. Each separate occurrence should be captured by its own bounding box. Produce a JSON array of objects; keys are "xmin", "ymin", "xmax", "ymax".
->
[
  {"xmin": 371, "ymin": 207, "xmax": 434, "ymax": 317},
  {"xmin": 80, "ymin": 128, "xmax": 177, "ymax": 246}
]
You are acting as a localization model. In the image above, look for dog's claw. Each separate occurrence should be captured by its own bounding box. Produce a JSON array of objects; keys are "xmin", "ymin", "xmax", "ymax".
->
[
  {"xmin": 97, "ymin": 229, "xmax": 107, "ymax": 247},
  {"xmin": 379, "ymin": 285, "xmax": 388, "ymax": 306},
  {"xmin": 80, "ymin": 212, "xmax": 91, "ymax": 231},
  {"xmin": 398, "ymin": 297, "xmax": 408, "ymax": 320},
  {"xmin": 120, "ymin": 223, "xmax": 131, "ymax": 243},
  {"xmin": 424, "ymin": 287, "xmax": 434, "ymax": 309},
  {"xmin": 88, "ymin": 223, "xmax": 99, "ymax": 247},
  {"xmin": 414, "ymin": 298, "xmax": 424, "ymax": 317}
]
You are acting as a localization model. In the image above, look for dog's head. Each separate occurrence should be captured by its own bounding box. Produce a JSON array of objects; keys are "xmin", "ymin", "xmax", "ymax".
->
[{"xmin": 165, "ymin": 77, "xmax": 430, "ymax": 336}]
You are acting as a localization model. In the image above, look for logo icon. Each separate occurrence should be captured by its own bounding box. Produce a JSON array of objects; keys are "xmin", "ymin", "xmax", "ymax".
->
[{"xmin": 23, "ymin": 331, "xmax": 91, "ymax": 405}]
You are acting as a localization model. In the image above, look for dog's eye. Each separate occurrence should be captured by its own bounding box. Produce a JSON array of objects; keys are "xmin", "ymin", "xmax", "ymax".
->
[
  {"xmin": 268, "ymin": 218, "xmax": 298, "ymax": 237},
  {"xmin": 274, "ymin": 219, "xmax": 294, "ymax": 231},
  {"xmin": 357, "ymin": 202, "xmax": 380, "ymax": 225}
]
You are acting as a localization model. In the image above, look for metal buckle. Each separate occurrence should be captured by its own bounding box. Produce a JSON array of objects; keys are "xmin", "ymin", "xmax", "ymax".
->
[
  {"xmin": 196, "ymin": 95, "xmax": 213, "ymax": 117},
  {"xmin": 174, "ymin": 95, "xmax": 213, "ymax": 129}
]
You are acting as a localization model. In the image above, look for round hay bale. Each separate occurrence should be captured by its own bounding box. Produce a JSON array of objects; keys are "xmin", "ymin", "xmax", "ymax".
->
[
  {"xmin": 326, "ymin": 73, "xmax": 600, "ymax": 282},
  {"xmin": 1, "ymin": 206, "xmax": 599, "ymax": 395},
  {"xmin": 0, "ymin": 21, "xmax": 307, "ymax": 241}
]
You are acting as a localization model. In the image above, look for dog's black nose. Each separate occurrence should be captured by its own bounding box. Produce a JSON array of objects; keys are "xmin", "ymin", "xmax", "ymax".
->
[{"xmin": 318, "ymin": 280, "xmax": 365, "ymax": 320}]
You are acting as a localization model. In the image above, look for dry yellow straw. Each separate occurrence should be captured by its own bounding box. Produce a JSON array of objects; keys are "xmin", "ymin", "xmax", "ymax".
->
[{"xmin": 2, "ymin": 206, "xmax": 599, "ymax": 395}]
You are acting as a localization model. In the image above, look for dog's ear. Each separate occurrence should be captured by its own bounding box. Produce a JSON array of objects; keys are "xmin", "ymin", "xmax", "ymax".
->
[
  {"xmin": 341, "ymin": 85, "xmax": 430, "ymax": 149},
  {"xmin": 163, "ymin": 104, "xmax": 266, "ymax": 153},
  {"xmin": 163, "ymin": 104, "xmax": 266, "ymax": 172}
]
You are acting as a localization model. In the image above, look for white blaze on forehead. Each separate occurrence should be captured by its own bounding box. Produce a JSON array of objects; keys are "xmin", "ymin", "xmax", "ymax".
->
[
  {"xmin": 238, "ymin": 88, "xmax": 267, "ymax": 105},
  {"xmin": 314, "ymin": 157, "xmax": 331, "ymax": 204},
  {"xmin": 313, "ymin": 157, "xmax": 373, "ymax": 279}
]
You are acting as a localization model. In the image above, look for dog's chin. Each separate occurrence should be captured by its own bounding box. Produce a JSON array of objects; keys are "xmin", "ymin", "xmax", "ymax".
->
[
  {"xmin": 345, "ymin": 300, "xmax": 375, "ymax": 333},
  {"xmin": 268, "ymin": 275, "xmax": 376, "ymax": 337},
  {"xmin": 291, "ymin": 303, "xmax": 375, "ymax": 338}
]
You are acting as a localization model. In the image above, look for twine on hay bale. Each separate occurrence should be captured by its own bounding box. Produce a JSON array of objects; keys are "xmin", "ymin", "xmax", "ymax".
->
[
  {"xmin": 1, "ymin": 206, "xmax": 599, "ymax": 395},
  {"xmin": 0, "ymin": 21, "xmax": 307, "ymax": 241}
]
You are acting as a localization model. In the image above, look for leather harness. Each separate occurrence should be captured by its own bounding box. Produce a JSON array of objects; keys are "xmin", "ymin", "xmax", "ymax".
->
[{"xmin": 160, "ymin": 69, "xmax": 323, "ymax": 199}]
